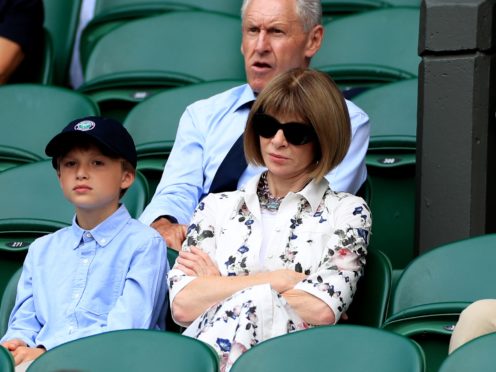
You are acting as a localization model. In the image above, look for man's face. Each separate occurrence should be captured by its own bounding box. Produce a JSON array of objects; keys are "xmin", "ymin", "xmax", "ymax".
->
[{"xmin": 241, "ymin": 0, "xmax": 322, "ymax": 93}]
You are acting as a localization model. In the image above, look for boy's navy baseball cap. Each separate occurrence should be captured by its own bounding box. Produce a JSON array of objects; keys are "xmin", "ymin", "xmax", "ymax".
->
[{"xmin": 45, "ymin": 116, "xmax": 137, "ymax": 169}]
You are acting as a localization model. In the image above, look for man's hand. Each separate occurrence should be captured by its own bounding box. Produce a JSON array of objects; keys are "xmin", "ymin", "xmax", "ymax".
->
[
  {"xmin": 151, "ymin": 217, "xmax": 187, "ymax": 251},
  {"xmin": 175, "ymin": 246, "xmax": 220, "ymax": 276}
]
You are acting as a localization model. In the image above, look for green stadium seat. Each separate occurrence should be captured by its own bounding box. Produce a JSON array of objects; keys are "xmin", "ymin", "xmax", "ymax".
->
[
  {"xmin": 123, "ymin": 80, "xmax": 244, "ymax": 194},
  {"xmin": 312, "ymin": 8, "xmax": 420, "ymax": 94},
  {"xmin": 0, "ymin": 84, "xmax": 99, "ymax": 172},
  {"xmin": 36, "ymin": 29, "xmax": 54, "ymax": 84},
  {"xmin": 344, "ymin": 248, "xmax": 392, "ymax": 328},
  {"xmin": 438, "ymin": 332, "xmax": 496, "ymax": 372},
  {"xmin": 230, "ymin": 325, "xmax": 425, "ymax": 372},
  {"xmin": 353, "ymin": 79, "xmax": 418, "ymax": 274},
  {"xmin": 28, "ymin": 329, "xmax": 219, "ymax": 372},
  {"xmin": 0, "ymin": 345, "xmax": 14, "ymax": 372},
  {"xmin": 79, "ymin": 11, "xmax": 245, "ymax": 120},
  {"xmin": 43, "ymin": 0, "xmax": 82, "ymax": 86},
  {"xmin": 383, "ymin": 234, "xmax": 496, "ymax": 372},
  {"xmin": 80, "ymin": 0, "xmax": 243, "ymax": 67},
  {"xmin": 0, "ymin": 268, "xmax": 22, "ymax": 337}
]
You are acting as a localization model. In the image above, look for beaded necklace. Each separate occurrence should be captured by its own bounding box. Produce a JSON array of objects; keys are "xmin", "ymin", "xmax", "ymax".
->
[{"xmin": 257, "ymin": 172, "xmax": 284, "ymax": 212}]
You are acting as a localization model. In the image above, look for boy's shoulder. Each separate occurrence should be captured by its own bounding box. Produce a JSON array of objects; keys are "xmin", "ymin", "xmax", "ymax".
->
[{"xmin": 122, "ymin": 217, "xmax": 165, "ymax": 241}]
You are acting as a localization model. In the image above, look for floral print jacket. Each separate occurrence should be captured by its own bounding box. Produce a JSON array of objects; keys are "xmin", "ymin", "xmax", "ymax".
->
[{"xmin": 168, "ymin": 173, "xmax": 372, "ymax": 324}]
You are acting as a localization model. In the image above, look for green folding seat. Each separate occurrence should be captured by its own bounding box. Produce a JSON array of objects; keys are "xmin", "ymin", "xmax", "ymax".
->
[
  {"xmin": 0, "ymin": 84, "xmax": 99, "ymax": 172},
  {"xmin": 80, "ymin": 0, "xmax": 243, "ymax": 66},
  {"xmin": 43, "ymin": 0, "xmax": 82, "ymax": 85},
  {"xmin": 312, "ymin": 8, "xmax": 420, "ymax": 93},
  {"xmin": 383, "ymin": 234, "xmax": 496, "ymax": 372},
  {"xmin": 344, "ymin": 248, "xmax": 392, "ymax": 328},
  {"xmin": 79, "ymin": 11, "xmax": 244, "ymax": 120},
  {"xmin": 123, "ymin": 80, "xmax": 244, "ymax": 194},
  {"xmin": 28, "ymin": 329, "xmax": 219, "ymax": 372},
  {"xmin": 0, "ymin": 160, "xmax": 149, "ymax": 299},
  {"xmin": 353, "ymin": 79, "xmax": 417, "ymax": 274},
  {"xmin": 230, "ymin": 325, "xmax": 425, "ymax": 372},
  {"xmin": 0, "ymin": 268, "xmax": 22, "ymax": 337},
  {"xmin": 438, "ymin": 332, "xmax": 496, "ymax": 372}
]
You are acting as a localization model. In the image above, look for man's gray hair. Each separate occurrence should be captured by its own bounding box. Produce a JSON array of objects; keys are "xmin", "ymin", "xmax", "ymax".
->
[{"xmin": 241, "ymin": 0, "xmax": 322, "ymax": 32}]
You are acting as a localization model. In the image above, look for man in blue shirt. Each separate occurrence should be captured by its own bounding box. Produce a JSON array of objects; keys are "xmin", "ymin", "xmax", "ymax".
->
[
  {"xmin": 1, "ymin": 116, "xmax": 169, "ymax": 369},
  {"xmin": 139, "ymin": 0, "xmax": 370, "ymax": 250}
]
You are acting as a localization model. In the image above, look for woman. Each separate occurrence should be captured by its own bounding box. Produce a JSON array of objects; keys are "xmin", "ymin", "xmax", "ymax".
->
[{"xmin": 168, "ymin": 68, "xmax": 371, "ymax": 370}]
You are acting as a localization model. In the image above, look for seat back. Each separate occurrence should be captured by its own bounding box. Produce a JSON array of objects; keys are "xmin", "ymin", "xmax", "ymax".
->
[
  {"xmin": 82, "ymin": 10, "xmax": 244, "ymax": 84},
  {"xmin": 0, "ymin": 84, "xmax": 99, "ymax": 171},
  {"xmin": 123, "ymin": 80, "xmax": 244, "ymax": 193},
  {"xmin": 230, "ymin": 325, "xmax": 425, "ymax": 372},
  {"xmin": 383, "ymin": 234, "xmax": 496, "ymax": 372},
  {"xmin": 43, "ymin": 0, "xmax": 82, "ymax": 85},
  {"xmin": 81, "ymin": 0, "xmax": 243, "ymax": 65},
  {"xmin": 344, "ymin": 248, "xmax": 392, "ymax": 327},
  {"xmin": 0, "ymin": 268, "xmax": 22, "ymax": 337},
  {"xmin": 312, "ymin": 8, "xmax": 420, "ymax": 90},
  {"xmin": 439, "ymin": 332, "xmax": 496, "ymax": 372},
  {"xmin": 79, "ymin": 10, "xmax": 244, "ymax": 119},
  {"xmin": 353, "ymin": 79, "xmax": 418, "ymax": 272},
  {"xmin": 28, "ymin": 329, "xmax": 219, "ymax": 372},
  {"xmin": 388, "ymin": 234, "xmax": 496, "ymax": 318},
  {"xmin": 0, "ymin": 345, "xmax": 14, "ymax": 372}
]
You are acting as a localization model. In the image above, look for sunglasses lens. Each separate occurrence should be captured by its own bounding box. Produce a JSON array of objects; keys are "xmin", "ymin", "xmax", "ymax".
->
[
  {"xmin": 253, "ymin": 114, "xmax": 279, "ymax": 138},
  {"xmin": 253, "ymin": 113, "xmax": 315, "ymax": 145},
  {"xmin": 283, "ymin": 124, "xmax": 315, "ymax": 145}
]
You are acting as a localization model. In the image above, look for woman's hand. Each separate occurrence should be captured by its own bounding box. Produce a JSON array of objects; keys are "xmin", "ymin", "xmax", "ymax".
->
[
  {"xmin": 175, "ymin": 246, "xmax": 220, "ymax": 276},
  {"xmin": 268, "ymin": 269, "xmax": 307, "ymax": 293}
]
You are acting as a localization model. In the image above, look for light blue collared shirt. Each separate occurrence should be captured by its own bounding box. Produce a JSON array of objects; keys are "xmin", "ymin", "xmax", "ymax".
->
[
  {"xmin": 139, "ymin": 83, "xmax": 369, "ymax": 225},
  {"xmin": 1, "ymin": 205, "xmax": 169, "ymax": 350}
]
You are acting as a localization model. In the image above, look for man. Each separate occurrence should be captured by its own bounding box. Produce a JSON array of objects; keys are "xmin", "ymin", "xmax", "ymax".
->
[
  {"xmin": 139, "ymin": 0, "xmax": 370, "ymax": 251},
  {"xmin": 0, "ymin": 0, "xmax": 44, "ymax": 84}
]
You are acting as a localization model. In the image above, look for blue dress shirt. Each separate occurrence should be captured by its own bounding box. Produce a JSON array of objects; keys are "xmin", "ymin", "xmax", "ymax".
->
[
  {"xmin": 139, "ymin": 83, "xmax": 370, "ymax": 225},
  {"xmin": 1, "ymin": 205, "xmax": 169, "ymax": 350}
]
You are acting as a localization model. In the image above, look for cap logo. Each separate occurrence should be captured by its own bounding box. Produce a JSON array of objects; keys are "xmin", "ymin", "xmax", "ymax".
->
[{"xmin": 74, "ymin": 120, "xmax": 96, "ymax": 131}]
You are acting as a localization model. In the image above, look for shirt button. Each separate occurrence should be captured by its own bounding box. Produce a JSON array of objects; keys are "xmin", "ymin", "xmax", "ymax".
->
[
  {"xmin": 101, "ymin": 238, "xmax": 106, "ymax": 244},
  {"xmin": 85, "ymin": 232, "xmax": 92, "ymax": 238},
  {"xmin": 82, "ymin": 258, "xmax": 89, "ymax": 265}
]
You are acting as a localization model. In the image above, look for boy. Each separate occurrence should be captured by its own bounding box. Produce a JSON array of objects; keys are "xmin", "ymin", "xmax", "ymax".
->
[{"xmin": 0, "ymin": 116, "xmax": 169, "ymax": 369}]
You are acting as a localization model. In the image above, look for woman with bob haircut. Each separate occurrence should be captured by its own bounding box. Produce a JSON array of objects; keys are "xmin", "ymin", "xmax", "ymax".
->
[{"xmin": 168, "ymin": 68, "xmax": 372, "ymax": 371}]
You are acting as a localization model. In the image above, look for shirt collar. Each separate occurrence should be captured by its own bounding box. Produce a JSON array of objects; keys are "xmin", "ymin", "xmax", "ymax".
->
[
  {"xmin": 70, "ymin": 204, "xmax": 131, "ymax": 249},
  {"xmin": 243, "ymin": 173, "xmax": 330, "ymax": 213},
  {"xmin": 233, "ymin": 84, "xmax": 256, "ymax": 112}
]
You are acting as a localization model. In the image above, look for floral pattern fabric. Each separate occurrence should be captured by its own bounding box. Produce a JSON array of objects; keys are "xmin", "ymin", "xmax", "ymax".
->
[{"xmin": 168, "ymin": 174, "xmax": 371, "ymax": 370}]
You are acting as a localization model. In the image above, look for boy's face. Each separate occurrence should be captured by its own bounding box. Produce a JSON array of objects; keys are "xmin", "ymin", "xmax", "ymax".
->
[{"xmin": 57, "ymin": 144, "xmax": 134, "ymax": 219}]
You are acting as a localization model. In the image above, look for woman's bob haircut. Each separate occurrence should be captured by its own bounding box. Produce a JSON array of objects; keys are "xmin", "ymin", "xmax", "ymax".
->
[{"xmin": 244, "ymin": 68, "xmax": 351, "ymax": 182}]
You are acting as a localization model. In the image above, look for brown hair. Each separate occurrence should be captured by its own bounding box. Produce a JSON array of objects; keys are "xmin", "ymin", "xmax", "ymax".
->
[{"xmin": 244, "ymin": 68, "xmax": 351, "ymax": 181}]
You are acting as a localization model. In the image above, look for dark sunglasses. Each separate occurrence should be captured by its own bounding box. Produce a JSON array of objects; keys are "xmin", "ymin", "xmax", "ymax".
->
[{"xmin": 252, "ymin": 113, "xmax": 316, "ymax": 145}]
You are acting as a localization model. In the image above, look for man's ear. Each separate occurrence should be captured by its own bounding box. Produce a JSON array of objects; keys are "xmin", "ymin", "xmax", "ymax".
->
[{"xmin": 304, "ymin": 24, "xmax": 324, "ymax": 59}]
